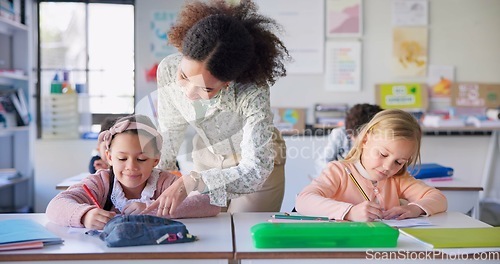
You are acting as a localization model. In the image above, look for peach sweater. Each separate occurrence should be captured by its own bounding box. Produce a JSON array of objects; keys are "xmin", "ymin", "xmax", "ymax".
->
[
  {"xmin": 296, "ymin": 162, "xmax": 447, "ymax": 220},
  {"xmin": 46, "ymin": 169, "xmax": 220, "ymax": 227}
]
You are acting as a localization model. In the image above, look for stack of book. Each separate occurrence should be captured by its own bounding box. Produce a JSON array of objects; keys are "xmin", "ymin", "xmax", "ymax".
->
[
  {"xmin": 0, "ymin": 219, "xmax": 64, "ymax": 251},
  {"xmin": 0, "ymin": 168, "xmax": 20, "ymax": 181},
  {"xmin": 0, "ymin": 0, "xmax": 17, "ymax": 22},
  {"xmin": 313, "ymin": 104, "xmax": 347, "ymax": 128},
  {"xmin": 0, "ymin": 87, "xmax": 29, "ymax": 128}
]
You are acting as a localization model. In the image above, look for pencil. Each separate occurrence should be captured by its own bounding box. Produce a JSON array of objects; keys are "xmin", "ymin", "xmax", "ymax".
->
[
  {"xmin": 344, "ymin": 167, "xmax": 370, "ymax": 201},
  {"xmin": 83, "ymin": 184, "xmax": 102, "ymax": 209}
]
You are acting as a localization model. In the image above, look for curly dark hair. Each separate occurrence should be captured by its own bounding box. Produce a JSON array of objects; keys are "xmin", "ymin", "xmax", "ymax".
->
[
  {"xmin": 168, "ymin": 0, "xmax": 290, "ymax": 87},
  {"xmin": 345, "ymin": 104, "xmax": 383, "ymax": 137}
]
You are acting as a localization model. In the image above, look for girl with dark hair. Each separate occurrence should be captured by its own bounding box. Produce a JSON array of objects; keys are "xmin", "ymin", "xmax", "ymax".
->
[{"xmin": 47, "ymin": 115, "xmax": 219, "ymax": 230}]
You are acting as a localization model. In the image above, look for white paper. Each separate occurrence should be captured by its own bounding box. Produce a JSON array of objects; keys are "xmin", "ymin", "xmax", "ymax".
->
[
  {"xmin": 380, "ymin": 217, "xmax": 433, "ymax": 228},
  {"xmin": 392, "ymin": 0, "xmax": 428, "ymax": 26},
  {"xmin": 253, "ymin": 0, "xmax": 324, "ymax": 74}
]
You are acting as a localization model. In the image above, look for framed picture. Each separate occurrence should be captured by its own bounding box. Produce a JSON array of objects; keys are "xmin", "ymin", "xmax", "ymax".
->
[{"xmin": 326, "ymin": 0, "xmax": 363, "ymax": 38}]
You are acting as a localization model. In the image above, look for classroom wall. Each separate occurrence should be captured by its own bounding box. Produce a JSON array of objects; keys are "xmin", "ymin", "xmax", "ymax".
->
[
  {"xmin": 134, "ymin": 0, "xmax": 184, "ymax": 104},
  {"xmin": 134, "ymin": 0, "xmax": 500, "ymax": 122},
  {"xmin": 33, "ymin": 0, "xmax": 500, "ymax": 212},
  {"xmin": 267, "ymin": 0, "xmax": 500, "ymax": 122}
]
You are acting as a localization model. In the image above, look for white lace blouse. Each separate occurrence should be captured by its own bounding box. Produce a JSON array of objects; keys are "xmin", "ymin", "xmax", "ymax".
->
[
  {"xmin": 111, "ymin": 168, "xmax": 160, "ymax": 212},
  {"xmin": 156, "ymin": 53, "xmax": 276, "ymax": 206}
]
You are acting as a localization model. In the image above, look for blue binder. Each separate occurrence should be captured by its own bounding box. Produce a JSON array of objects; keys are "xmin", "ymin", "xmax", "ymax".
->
[{"xmin": 408, "ymin": 163, "xmax": 454, "ymax": 179}]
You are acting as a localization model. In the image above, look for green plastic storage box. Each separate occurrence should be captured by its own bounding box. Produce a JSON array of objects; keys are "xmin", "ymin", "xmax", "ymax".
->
[{"xmin": 251, "ymin": 221, "xmax": 399, "ymax": 248}]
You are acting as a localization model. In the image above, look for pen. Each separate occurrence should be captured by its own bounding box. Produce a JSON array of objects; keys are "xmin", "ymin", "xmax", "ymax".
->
[
  {"xmin": 344, "ymin": 167, "xmax": 370, "ymax": 201},
  {"xmin": 272, "ymin": 214, "xmax": 329, "ymax": 221},
  {"xmin": 83, "ymin": 184, "xmax": 102, "ymax": 209}
]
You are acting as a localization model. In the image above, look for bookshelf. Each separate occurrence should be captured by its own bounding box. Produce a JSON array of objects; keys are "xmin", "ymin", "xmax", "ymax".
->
[{"xmin": 0, "ymin": 0, "xmax": 34, "ymax": 213}]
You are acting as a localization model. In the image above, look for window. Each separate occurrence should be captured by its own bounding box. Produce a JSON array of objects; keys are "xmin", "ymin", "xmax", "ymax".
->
[{"xmin": 38, "ymin": 1, "xmax": 134, "ymax": 137}]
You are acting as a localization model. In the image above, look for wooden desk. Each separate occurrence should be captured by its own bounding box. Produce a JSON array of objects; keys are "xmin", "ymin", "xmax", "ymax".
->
[
  {"xmin": 0, "ymin": 213, "xmax": 233, "ymax": 263},
  {"xmin": 232, "ymin": 212, "xmax": 499, "ymax": 263},
  {"xmin": 423, "ymin": 177, "xmax": 483, "ymax": 219}
]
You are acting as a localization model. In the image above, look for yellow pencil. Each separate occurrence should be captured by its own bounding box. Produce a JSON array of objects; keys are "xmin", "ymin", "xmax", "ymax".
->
[{"xmin": 344, "ymin": 167, "xmax": 370, "ymax": 201}]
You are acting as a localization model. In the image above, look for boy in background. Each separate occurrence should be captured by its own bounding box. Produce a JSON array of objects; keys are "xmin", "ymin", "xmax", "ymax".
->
[
  {"xmin": 88, "ymin": 117, "xmax": 118, "ymax": 174},
  {"xmin": 315, "ymin": 104, "xmax": 383, "ymax": 176}
]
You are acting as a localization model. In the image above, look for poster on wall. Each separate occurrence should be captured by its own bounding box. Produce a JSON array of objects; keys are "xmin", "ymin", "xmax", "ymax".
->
[
  {"xmin": 325, "ymin": 41, "xmax": 361, "ymax": 92},
  {"xmin": 326, "ymin": 0, "xmax": 362, "ymax": 38},
  {"xmin": 451, "ymin": 83, "xmax": 500, "ymax": 109},
  {"xmin": 146, "ymin": 10, "xmax": 178, "ymax": 82},
  {"xmin": 427, "ymin": 65, "xmax": 455, "ymax": 112},
  {"xmin": 253, "ymin": 0, "xmax": 324, "ymax": 74},
  {"xmin": 392, "ymin": 27, "xmax": 428, "ymax": 77},
  {"xmin": 375, "ymin": 83, "xmax": 428, "ymax": 111},
  {"xmin": 428, "ymin": 65, "xmax": 454, "ymax": 99},
  {"xmin": 392, "ymin": 0, "xmax": 428, "ymax": 26}
]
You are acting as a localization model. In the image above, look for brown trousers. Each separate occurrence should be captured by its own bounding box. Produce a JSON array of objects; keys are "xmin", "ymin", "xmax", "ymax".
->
[{"xmin": 192, "ymin": 128, "xmax": 286, "ymax": 213}]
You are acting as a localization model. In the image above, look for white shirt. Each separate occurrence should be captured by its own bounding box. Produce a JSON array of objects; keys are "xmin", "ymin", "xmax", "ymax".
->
[{"xmin": 156, "ymin": 53, "xmax": 276, "ymax": 206}]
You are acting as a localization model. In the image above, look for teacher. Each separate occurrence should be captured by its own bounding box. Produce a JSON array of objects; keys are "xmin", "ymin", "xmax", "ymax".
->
[{"xmin": 145, "ymin": 0, "xmax": 290, "ymax": 215}]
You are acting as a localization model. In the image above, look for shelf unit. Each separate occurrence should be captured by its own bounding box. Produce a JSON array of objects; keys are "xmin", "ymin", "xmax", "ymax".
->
[{"xmin": 0, "ymin": 0, "xmax": 34, "ymax": 213}]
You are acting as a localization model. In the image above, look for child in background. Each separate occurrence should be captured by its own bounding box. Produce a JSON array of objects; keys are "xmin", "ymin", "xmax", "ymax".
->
[
  {"xmin": 47, "ymin": 115, "xmax": 220, "ymax": 230},
  {"xmin": 296, "ymin": 109, "xmax": 447, "ymax": 222},
  {"xmin": 89, "ymin": 117, "xmax": 119, "ymax": 174},
  {"xmin": 315, "ymin": 104, "xmax": 383, "ymax": 176}
]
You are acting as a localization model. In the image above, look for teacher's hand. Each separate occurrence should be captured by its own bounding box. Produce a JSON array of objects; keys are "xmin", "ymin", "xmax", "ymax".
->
[{"xmin": 142, "ymin": 177, "xmax": 187, "ymax": 217}]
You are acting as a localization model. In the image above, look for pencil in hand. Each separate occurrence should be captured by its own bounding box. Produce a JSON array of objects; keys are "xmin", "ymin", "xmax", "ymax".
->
[
  {"xmin": 83, "ymin": 184, "xmax": 102, "ymax": 209},
  {"xmin": 344, "ymin": 167, "xmax": 370, "ymax": 202}
]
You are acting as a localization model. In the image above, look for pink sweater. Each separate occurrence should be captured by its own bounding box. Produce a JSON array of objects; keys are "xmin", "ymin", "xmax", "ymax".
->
[
  {"xmin": 46, "ymin": 170, "xmax": 220, "ymax": 227},
  {"xmin": 296, "ymin": 162, "xmax": 447, "ymax": 220}
]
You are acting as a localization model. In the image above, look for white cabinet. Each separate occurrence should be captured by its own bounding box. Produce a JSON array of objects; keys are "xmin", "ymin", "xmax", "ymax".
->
[{"xmin": 0, "ymin": 0, "xmax": 34, "ymax": 212}]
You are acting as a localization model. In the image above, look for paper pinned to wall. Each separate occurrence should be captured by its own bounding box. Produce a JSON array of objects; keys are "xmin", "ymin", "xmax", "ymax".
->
[
  {"xmin": 392, "ymin": 0, "xmax": 428, "ymax": 26},
  {"xmin": 253, "ymin": 0, "xmax": 324, "ymax": 74},
  {"xmin": 325, "ymin": 41, "xmax": 362, "ymax": 92},
  {"xmin": 392, "ymin": 27, "xmax": 428, "ymax": 77}
]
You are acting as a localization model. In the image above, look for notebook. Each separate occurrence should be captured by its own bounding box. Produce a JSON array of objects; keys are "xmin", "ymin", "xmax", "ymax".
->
[
  {"xmin": 400, "ymin": 227, "xmax": 500, "ymax": 248},
  {"xmin": 0, "ymin": 219, "xmax": 64, "ymax": 251}
]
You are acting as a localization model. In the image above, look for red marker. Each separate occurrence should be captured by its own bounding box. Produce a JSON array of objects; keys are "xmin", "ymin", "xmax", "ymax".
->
[{"xmin": 83, "ymin": 184, "xmax": 102, "ymax": 209}]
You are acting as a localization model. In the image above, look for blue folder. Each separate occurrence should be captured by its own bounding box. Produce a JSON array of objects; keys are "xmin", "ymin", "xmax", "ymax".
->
[
  {"xmin": 0, "ymin": 219, "xmax": 63, "ymax": 246},
  {"xmin": 408, "ymin": 163, "xmax": 454, "ymax": 179}
]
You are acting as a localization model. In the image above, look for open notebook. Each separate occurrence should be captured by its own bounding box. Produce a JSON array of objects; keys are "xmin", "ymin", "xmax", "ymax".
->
[{"xmin": 0, "ymin": 219, "xmax": 64, "ymax": 251}]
